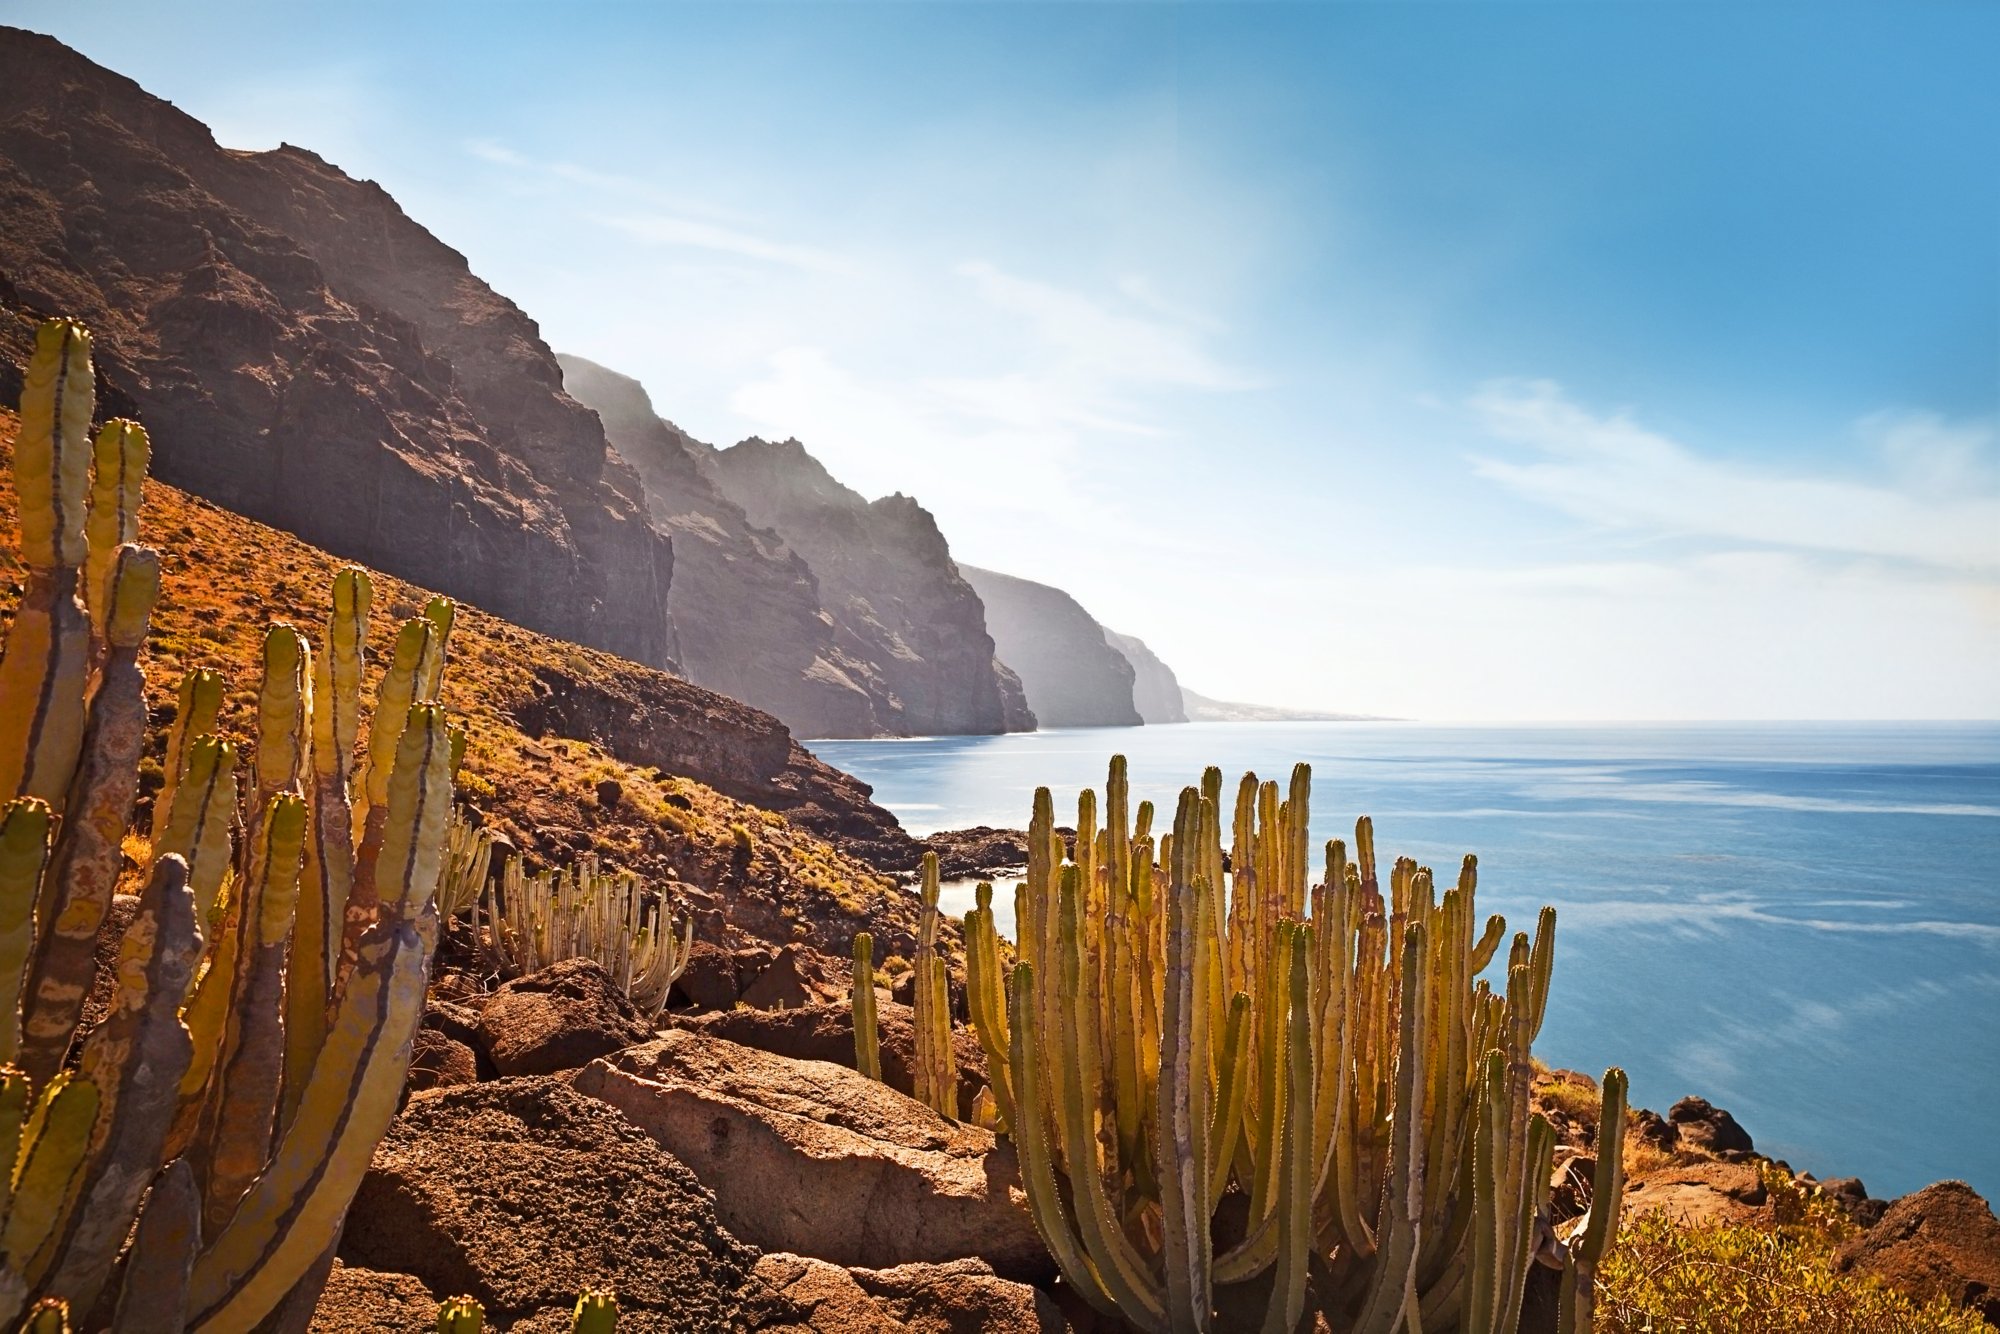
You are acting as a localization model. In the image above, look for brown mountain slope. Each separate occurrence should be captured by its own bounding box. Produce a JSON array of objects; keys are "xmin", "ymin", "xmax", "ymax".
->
[
  {"xmin": 0, "ymin": 26, "xmax": 677, "ymax": 675},
  {"xmin": 960, "ymin": 564, "xmax": 1141, "ymax": 728},
  {"xmin": 709, "ymin": 436, "xmax": 1036, "ymax": 737},
  {"xmin": 0, "ymin": 407, "xmax": 929, "ymax": 963},
  {"xmin": 557, "ymin": 355, "xmax": 896, "ymax": 738}
]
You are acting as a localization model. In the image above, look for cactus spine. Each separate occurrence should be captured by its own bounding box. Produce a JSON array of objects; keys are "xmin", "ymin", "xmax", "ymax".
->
[
  {"xmin": 851, "ymin": 931, "xmax": 881, "ymax": 1081},
  {"xmin": 0, "ymin": 318, "xmax": 458, "ymax": 1329},
  {"xmin": 968, "ymin": 756, "xmax": 1620, "ymax": 1333}
]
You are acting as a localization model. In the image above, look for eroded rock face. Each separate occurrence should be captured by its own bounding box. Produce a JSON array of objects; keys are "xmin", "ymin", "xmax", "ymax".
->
[
  {"xmin": 309, "ymin": 1264, "xmax": 439, "ymax": 1332},
  {"xmin": 707, "ymin": 436, "xmax": 1036, "ymax": 737},
  {"xmin": 0, "ymin": 28, "xmax": 675, "ymax": 672},
  {"xmin": 959, "ymin": 566, "xmax": 1141, "ymax": 729},
  {"xmin": 1836, "ymin": 1180, "xmax": 2000, "ymax": 1324},
  {"xmin": 679, "ymin": 1001, "xmax": 990, "ymax": 1122},
  {"xmin": 477, "ymin": 958, "xmax": 654, "ymax": 1078},
  {"xmin": 1104, "ymin": 629, "xmax": 1187, "ymax": 725},
  {"xmin": 342, "ymin": 1077, "xmax": 796, "ymax": 1331},
  {"xmin": 573, "ymin": 1031, "xmax": 1050, "ymax": 1280},
  {"xmin": 559, "ymin": 357, "xmax": 898, "ymax": 739}
]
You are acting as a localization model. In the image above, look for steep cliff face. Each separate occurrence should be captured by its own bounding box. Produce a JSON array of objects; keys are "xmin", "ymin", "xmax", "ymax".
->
[
  {"xmin": 958, "ymin": 565, "xmax": 1141, "ymax": 729},
  {"xmin": 0, "ymin": 27, "xmax": 677, "ymax": 671},
  {"xmin": 709, "ymin": 437, "xmax": 1036, "ymax": 737},
  {"xmin": 557, "ymin": 356, "xmax": 896, "ymax": 739},
  {"xmin": 1105, "ymin": 629, "xmax": 1188, "ymax": 724}
]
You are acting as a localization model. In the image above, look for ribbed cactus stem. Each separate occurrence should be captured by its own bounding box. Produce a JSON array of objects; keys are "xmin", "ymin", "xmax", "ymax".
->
[
  {"xmin": 911, "ymin": 851, "xmax": 955, "ymax": 1118},
  {"xmin": 571, "ymin": 1288, "xmax": 618, "ymax": 1332},
  {"xmin": 852, "ymin": 931, "xmax": 881, "ymax": 1082}
]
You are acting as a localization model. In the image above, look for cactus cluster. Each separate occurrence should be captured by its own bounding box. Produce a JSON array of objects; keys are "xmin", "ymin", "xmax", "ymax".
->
[
  {"xmin": 475, "ymin": 850, "xmax": 692, "ymax": 1019},
  {"xmin": 848, "ymin": 851, "xmax": 956, "ymax": 1116},
  {"xmin": 435, "ymin": 1289, "xmax": 619, "ymax": 1332},
  {"xmin": 0, "ymin": 319, "xmax": 457, "ymax": 1330},
  {"xmin": 960, "ymin": 756, "xmax": 1626, "ymax": 1333},
  {"xmin": 435, "ymin": 806, "xmax": 497, "ymax": 920}
]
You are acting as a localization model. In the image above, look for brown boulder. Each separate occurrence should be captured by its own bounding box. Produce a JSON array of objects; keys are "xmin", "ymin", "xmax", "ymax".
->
[
  {"xmin": 751, "ymin": 1254, "xmax": 904, "ymax": 1333},
  {"xmin": 680, "ymin": 1001, "xmax": 991, "ymax": 1121},
  {"xmin": 477, "ymin": 958, "xmax": 653, "ymax": 1077},
  {"xmin": 572, "ymin": 1031, "xmax": 1050, "ymax": 1280},
  {"xmin": 1836, "ymin": 1180, "xmax": 2000, "ymax": 1323},
  {"xmin": 404, "ymin": 1029, "xmax": 479, "ymax": 1092},
  {"xmin": 740, "ymin": 943, "xmax": 838, "ymax": 1010},
  {"xmin": 309, "ymin": 1263, "xmax": 439, "ymax": 1331},
  {"xmin": 1622, "ymin": 1159, "xmax": 1772, "ymax": 1228},
  {"xmin": 341, "ymin": 1076, "xmax": 795, "ymax": 1331},
  {"xmin": 853, "ymin": 1259, "xmax": 1069, "ymax": 1333},
  {"xmin": 672, "ymin": 939, "xmax": 741, "ymax": 1012},
  {"xmin": 1668, "ymin": 1096, "xmax": 1754, "ymax": 1156}
]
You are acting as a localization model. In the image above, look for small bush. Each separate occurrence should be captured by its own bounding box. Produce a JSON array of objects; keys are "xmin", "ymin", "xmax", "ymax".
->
[{"xmin": 1598, "ymin": 1168, "xmax": 1986, "ymax": 1333}]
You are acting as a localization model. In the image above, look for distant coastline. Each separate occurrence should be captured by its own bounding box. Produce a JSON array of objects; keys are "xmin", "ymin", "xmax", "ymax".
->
[{"xmin": 1180, "ymin": 687, "xmax": 1391, "ymax": 723}]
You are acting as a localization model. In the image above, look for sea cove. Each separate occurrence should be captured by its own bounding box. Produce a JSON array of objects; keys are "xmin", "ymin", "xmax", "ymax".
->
[{"xmin": 814, "ymin": 720, "xmax": 2000, "ymax": 1202}]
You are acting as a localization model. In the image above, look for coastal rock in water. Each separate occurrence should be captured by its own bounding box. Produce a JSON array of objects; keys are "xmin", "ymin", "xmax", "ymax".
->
[
  {"xmin": 573, "ymin": 1030, "xmax": 1051, "ymax": 1280},
  {"xmin": 342, "ymin": 1078, "xmax": 794, "ymax": 1331},
  {"xmin": 706, "ymin": 435, "xmax": 1036, "ymax": 737},
  {"xmin": 959, "ymin": 565, "xmax": 1142, "ymax": 728},
  {"xmin": 558, "ymin": 357, "xmax": 898, "ymax": 739},
  {"xmin": 921, "ymin": 827, "xmax": 1031, "ymax": 880},
  {"xmin": 310, "ymin": 1263, "xmax": 440, "ymax": 1332},
  {"xmin": 1104, "ymin": 629, "xmax": 1188, "ymax": 724},
  {"xmin": 477, "ymin": 958, "xmax": 655, "ymax": 1077},
  {"xmin": 1836, "ymin": 1180, "xmax": 2000, "ymax": 1324},
  {"xmin": 0, "ymin": 29, "xmax": 676, "ymax": 673},
  {"xmin": 1668, "ymin": 1095, "xmax": 1755, "ymax": 1156},
  {"xmin": 679, "ymin": 1000, "xmax": 990, "ymax": 1122}
]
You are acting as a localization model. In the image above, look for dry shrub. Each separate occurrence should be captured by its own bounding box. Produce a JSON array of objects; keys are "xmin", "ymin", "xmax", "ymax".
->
[{"xmin": 1599, "ymin": 1168, "xmax": 1986, "ymax": 1333}]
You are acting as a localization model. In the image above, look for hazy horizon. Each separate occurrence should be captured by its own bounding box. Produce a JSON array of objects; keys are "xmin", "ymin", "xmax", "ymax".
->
[{"xmin": 14, "ymin": 2, "xmax": 1997, "ymax": 722}]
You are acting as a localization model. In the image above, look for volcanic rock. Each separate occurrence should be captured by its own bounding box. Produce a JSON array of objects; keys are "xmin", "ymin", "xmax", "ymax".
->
[
  {"xmin": 477, "ymin": 958, "xmax": 653, "ymax": 1077},
  {"xmin": 341, "ymin": 1077, "xmax": 797, "ymax": 1331},
  {"xmin": 1836, "ymin": 1180, "xmax": 2000, "ymax": 1324},
  {"xmin": 573, "ymin": 1030, "xmax": 1049, "ymax": 1279}
]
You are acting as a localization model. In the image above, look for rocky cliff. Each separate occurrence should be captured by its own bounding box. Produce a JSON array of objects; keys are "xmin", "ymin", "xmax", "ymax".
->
[
  {"xmin": 0, "ymin": 27, "xmax": 677, "ymax": 671},
  {"xmin": 558, "ymin": 356, "xmax": 901, "ymax": 739},
  {"xmin": 708, "ymin": 437, "xmax": 1036, "ymax": 737},
  {"xmin": 1105, "ymin": 629, "xmax": 1188, "ymax": 724},
  {"xmin": 958, "ymin": 565, "xmax": 1140, "ymax": 729}
]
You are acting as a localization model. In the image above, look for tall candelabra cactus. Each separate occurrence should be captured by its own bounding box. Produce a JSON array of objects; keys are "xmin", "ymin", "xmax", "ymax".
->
[
  {"xmin": 962, "ymin": 755, "xmax": 1623, "ymax": 1333},
  {"xmin": 0, "ymin": 318, "xmax": 456, "ymax": 1330}
]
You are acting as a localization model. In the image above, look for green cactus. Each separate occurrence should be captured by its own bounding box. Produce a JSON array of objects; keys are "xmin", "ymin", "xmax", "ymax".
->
[
  {"xmin": 571, "ymin": 1288, "xmax": 618, "ymax": 1333},
  {"xmin": 851, "ymin": 931, "xmax": 881, "ymax": 1081},
  {"xmin": 436, "ymin": 1295, "xmax": 486, "ymax": 1333},
  {"xmin": 0, "ymin": 317, "xmax": 459, "ymax": 1329},
  {"xmin": 968, "ymin": 755, "xmax": 1616, "ymax": 1333},
  {"xmin": 1557, "ymin": 1068, "xmax": 1628, "ymax": 1334},
  {"xmin": 476, "ymin": 844, "xmax": 692, "ymax": 1019},
  {"xmin": 436, "ymin": 805, "xmax": 498, "ymax": 920},
  {"xmin": 910, "ymin": 852, "xmax": 955, "ymax": 1118}
]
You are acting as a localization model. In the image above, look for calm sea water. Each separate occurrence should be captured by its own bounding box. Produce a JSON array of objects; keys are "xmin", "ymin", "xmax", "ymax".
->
[{"xmin": 810, "ymin": 722, "xmax": 2000, "ymax": 1202}]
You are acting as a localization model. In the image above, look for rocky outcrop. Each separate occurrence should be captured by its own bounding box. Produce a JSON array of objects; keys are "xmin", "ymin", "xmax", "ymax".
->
[
  {"xmin": 679, "ymin": 1001, "xmax": 990, "ymax": 1121},
  {"xmin": 1668, "ymin": 1095, "xmax": 1755, "ymax": 1157},
  {"xmin": 958, "ymin": 566, "xmax": 1140, "ymax": 729},
  {"xmin": 1836, "ymin": 1181, "xmax": 2000, "ymax": 1324},
  {"xmin": 1105, "ymin": 630, "xmax": 1187, "ymax": 724},
  {"xmin": 559, "ymin": 357, "xmax": 900, "ymax": 738},
  {"xmin": 0, "ymin": 28, "xmax": 678, "ymax": 673},
  {"xmin": 707, "ymin": 437, "xmax": 1035, "ymax": 737},
  {"xmin": 342, "ymin": 1078, "xmax": 795, "ymax": 1331},
  {"xmin": 573, "ymin": 1031, "xmax": 1049, "ymax": 1280},
  {"xmin": 476, "ymin": 958, "xmax": 655, "ymax": 1077},
  {"xmin": 311, "ymin": 1264, "xmax": 441, "ymax": 1332}
]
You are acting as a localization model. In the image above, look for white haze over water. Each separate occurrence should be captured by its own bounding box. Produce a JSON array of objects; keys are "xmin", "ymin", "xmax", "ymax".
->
[{"xmin": 813, "ymin": 720, "xmax": 2000, "ymax": 1201}]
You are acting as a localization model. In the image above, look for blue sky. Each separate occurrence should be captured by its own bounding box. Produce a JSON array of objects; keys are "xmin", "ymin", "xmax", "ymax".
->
[{"xmin": 16, "ymin": 2, "xmax": 1999, "ymax": 718}]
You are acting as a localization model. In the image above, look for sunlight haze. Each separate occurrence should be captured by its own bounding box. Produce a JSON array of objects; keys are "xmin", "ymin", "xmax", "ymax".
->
[{"xmin": 21, "ymin": 0, "xmax": 1997, "ymax": 720}]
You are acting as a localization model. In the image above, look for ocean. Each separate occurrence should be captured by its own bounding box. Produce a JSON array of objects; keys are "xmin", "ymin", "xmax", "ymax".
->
[{"xmin": 809, "ymin": 721, "xmax": 2000, "ymax": 1202}]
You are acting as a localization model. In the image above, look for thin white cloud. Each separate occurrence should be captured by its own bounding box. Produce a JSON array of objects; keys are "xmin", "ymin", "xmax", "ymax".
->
[
  {"xmin": 469, "ymin": 140, "xmax": 847, "ymax": 274},
  {"xmin": 1469, "ymin": 380, "xmax": 2000, "ymax": 572},
  {"xmin": 956, "ymin": 260, "xmax": 1262, "ymax": 392}
]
